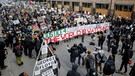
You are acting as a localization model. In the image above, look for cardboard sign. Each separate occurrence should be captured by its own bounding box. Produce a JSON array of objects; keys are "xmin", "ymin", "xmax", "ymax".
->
[
  {"xmin": 37, "ymin": 16, "xmax": 44, "ymax": 22},
  {"xmin": 34, "ymin": 56, "xmax": 57, "ymax": 76},
  {"xmin": 42, "ymin": 69, "xmax": 55, "ymax": 76},
  {"xmin": 32, "ymin": 23, "xmax": 40, "ymax": 31},
  {"xmin": 13, "ymin": 20, "xmax": 20, "ymax": 25}
]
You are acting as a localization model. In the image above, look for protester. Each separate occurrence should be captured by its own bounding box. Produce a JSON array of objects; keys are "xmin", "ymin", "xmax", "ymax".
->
[
  {"xmin": 13, "ymin": 42, "xmax": 23, "ymax": 66},
  {"xmin": 34, "ymin": 37, "xmax": 42, "ymax": 57},
  {"xmin": 118, "ymin": 46, "xmax": 131, "ymax": 74},
  {"xmin": 0, "ymin": 1, "xmax": 134, "ymax": 76},
  {"xmin": 93, "ymin": 47, "xmax": 107, "ymax": 74},
  {"xmin": 52, "ymin": 47, "xmax": 61, "ymax": 76},
  {"xmin": 129, "ymin": 62, "xmax": 135, "ymax": 76},
  {"xmin": 85, "ymin": 50, "xmax": 95, "ymax": 75},
  {"xmin": 78, "ymin": 43, "xmax": 87, "ymax": 65},
  {"xmin": 68, "ymin": 43, "xmax": 79, "ymax": 66},
  {"xmin": 0, "ymin": 38, "xmax": 7, "ymax": 70},
  {"xmin": 98, "ymin": 31, "xmax": 105, "ymax": 49},
  {"xmin": 103, "ymin": 55, "xmax": 115, "ymax": 76},
  {"xmin": 66, "ymin": 64, "xmax": 81, "ymax": 76},
  {"xmin": 19, "ymin": 72, "xmax": 28, "ymax": 76}
]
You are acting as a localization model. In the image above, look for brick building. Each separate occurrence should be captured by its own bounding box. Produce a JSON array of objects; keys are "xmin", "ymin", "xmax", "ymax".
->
[{"xmin": 45, "ymin": 0, "xmax": 135, "ymax": 20}]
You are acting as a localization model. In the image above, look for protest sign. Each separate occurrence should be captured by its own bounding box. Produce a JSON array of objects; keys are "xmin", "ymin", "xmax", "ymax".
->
[
  {"xmin": 32, "ymin": 23, "xmax": 40, "ymax": 31},
  {"xmin": 13, "ymin": 19, "xmax": 20, "ymax": 25},
  {"xmin": 37, "ymin": 16, "xmax": 44, "ymax": 22},
  {"xmin": 44, "ymin": 23, "xmax": 110, "ymax": 44},
  {"xmin": 34, "ymin": 56, "xmax": 57, "ymax": 76},
  {"xmin": 42, "ymin": 69, "xmax": 55, "ymax": 76}
]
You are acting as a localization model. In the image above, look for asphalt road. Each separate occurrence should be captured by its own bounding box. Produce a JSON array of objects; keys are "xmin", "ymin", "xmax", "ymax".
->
[{"xmin": 1, "ymin": 26, "xmax": 135, "ymax": 76}]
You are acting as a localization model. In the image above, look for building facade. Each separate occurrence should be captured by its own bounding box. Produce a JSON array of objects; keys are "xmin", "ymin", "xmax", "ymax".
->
[{"xmin": 46, "ymin": 0, "xmax": 135, "ymax": 20}]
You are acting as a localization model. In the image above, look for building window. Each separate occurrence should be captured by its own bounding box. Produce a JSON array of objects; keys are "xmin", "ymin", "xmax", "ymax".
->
[
  {"xmin": 64, "ymin": 2, "xmax": 69, "ymax": 5},
  {"xmin": 82, "ymin": 3, "xmax": 92, "ymax": 8},
  {"xmin": 57, "ymin": 1, "xmax": 62, "ymax": 5},
  {"xmin": 74, "ymin": 2, "xmax": 79, "ymax": 6},
  {"xmin": 96, "ymin": 3, "xmax": 109, "ymax": 9},
  {"xmin": 115, "ymin": 4, "xmax": 133, "ymax": 12}
]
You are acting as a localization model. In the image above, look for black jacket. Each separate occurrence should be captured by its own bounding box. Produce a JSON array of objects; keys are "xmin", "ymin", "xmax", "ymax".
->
[
  {"xmin": 129, "ymin": 62, "xmax": 135, "ymax": 76},
  {"xmin": 67, "ymin": 64, "xmax": 81, "ymax": 76},
  {"xmin": 122, "ymin": 49, "xmax": 130, "ymax": 63},
  {"xmin": 69, "ymin": 46, "xmax": 78, "ymax": 58}
]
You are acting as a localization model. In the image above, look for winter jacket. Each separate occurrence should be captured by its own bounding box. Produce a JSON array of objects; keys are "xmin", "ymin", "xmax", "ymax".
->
[
  {"xmin": 67, "ymin": 64, "xmax": 81, "ymax": 76},
  {"xmin": 129, "ymin": 62, "xmax": 135, "ymax": 76}
]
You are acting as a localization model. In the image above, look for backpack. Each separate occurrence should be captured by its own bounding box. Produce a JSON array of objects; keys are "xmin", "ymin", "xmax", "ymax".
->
[
  {"xmin": 73, "ymin": 48, "xmax": 79, "ymax": 57},
  {"xmin": 99, "ymin": 54, "xmax": 107, "ymax": 63},
  {"xmin": 103, "ymin": 60, "xmax": 115, "ymax": 75},
  {"xmin": 14, "ymin": 45, "xmax": 22, "ymax": 57},
  {"xmin": 86, "ymin": 58, "xmax": 94, "ymax": 68}
]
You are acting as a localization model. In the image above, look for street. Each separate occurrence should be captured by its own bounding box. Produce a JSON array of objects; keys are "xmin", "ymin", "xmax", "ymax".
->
[{"xmin": 1, "ymin": 29, "xmax": 135, "ymax": 76}]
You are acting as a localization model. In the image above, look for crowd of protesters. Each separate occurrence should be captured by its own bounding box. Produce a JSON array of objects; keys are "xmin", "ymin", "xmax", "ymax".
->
[{"xmin": 0, "ymin": 1, "xmax": 135, "ymax": 76}]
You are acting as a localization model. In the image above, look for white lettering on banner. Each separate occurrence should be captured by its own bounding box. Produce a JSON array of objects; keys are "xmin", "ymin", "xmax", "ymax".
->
[
  {"xmin": 45, "ymin": 23, "xmax": 110, "ymax": 44},
  {"xmin": 42, "ymin": 69, "xmax": 55, "ymax": 76},
  {"xmin": 35, "ymin": 56, "xmax": 56, "ymax": 75}
]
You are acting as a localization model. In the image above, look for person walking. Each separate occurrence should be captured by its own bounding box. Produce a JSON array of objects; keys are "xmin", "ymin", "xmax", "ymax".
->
[
  {"xmin": 78, "ymin": 43, "xmax": 87, "ymax": 66},
  {"xmin": 68, "ymin": 44, "xmax": 79, "ymax": 66},
  {"xmin": 98, "ymin": 32, "xmax": 105, "ymax": 49},
  {"xmin": 13, "ymin": 42, "xmax": 23, "ymax": 66},
  {"xmin": 66, "ymin": 64, "xmax": 81, "ymax": 76},
  {"xmin": 93, "ymin": 47, "xmax": 107, "ymax": 74},
  {"xmin": 85, "ymin": 50, "xmax": 95, "ymax": 75},
  {"xmin": 19, "ymin": 72, "xmax": 28, "ymax": 76},
  {"xmin": 118, "ymin": 46, "xmax": 131, "ymax": 74},
  {"xmin": 103, "ymin": 55, "xmax": 116, "ymax": 76}
]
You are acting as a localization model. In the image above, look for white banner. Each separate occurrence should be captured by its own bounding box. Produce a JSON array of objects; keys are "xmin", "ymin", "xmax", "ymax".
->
[
  {"xmin": 44, "ymin": 22, "xmax": 110, "ymax": 44},
  {"xmin": 42, "ymin": 69, "xmax": 55, "ymax": 76}
]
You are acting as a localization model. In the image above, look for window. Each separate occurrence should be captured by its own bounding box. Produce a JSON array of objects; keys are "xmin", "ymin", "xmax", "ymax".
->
[
  {"xmin": 82, "ymin": 3, "xmax": 92, "ymax": 8},
  {"xmin": 96, "ymin": 3, "xmax": 109, "ymax": 9},
  {"xmin": 64, "ymin": 2, "xmax": 69, "ymax": 5},
  {"xmin": 74, "ymin": 2, "xmax": 79, "ymax": 6},
  {"xmin": 57, "ymin": 1, "xmax": 62, "ymax": 5},
  {"xmin": 115, "ymin": 4, "xmax": 133, "ymax": 12}
]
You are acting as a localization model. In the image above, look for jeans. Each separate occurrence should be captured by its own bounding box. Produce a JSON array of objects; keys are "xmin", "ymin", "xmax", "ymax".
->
[{"xmin": 78, "ymin": 55, "xmax": 84, "ymax": 65}]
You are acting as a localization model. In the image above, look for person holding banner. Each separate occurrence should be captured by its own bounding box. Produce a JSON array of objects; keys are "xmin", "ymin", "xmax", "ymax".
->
[{"xmin": 50, "ymin": 47, "xmax": 61, "ymax": 76}]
